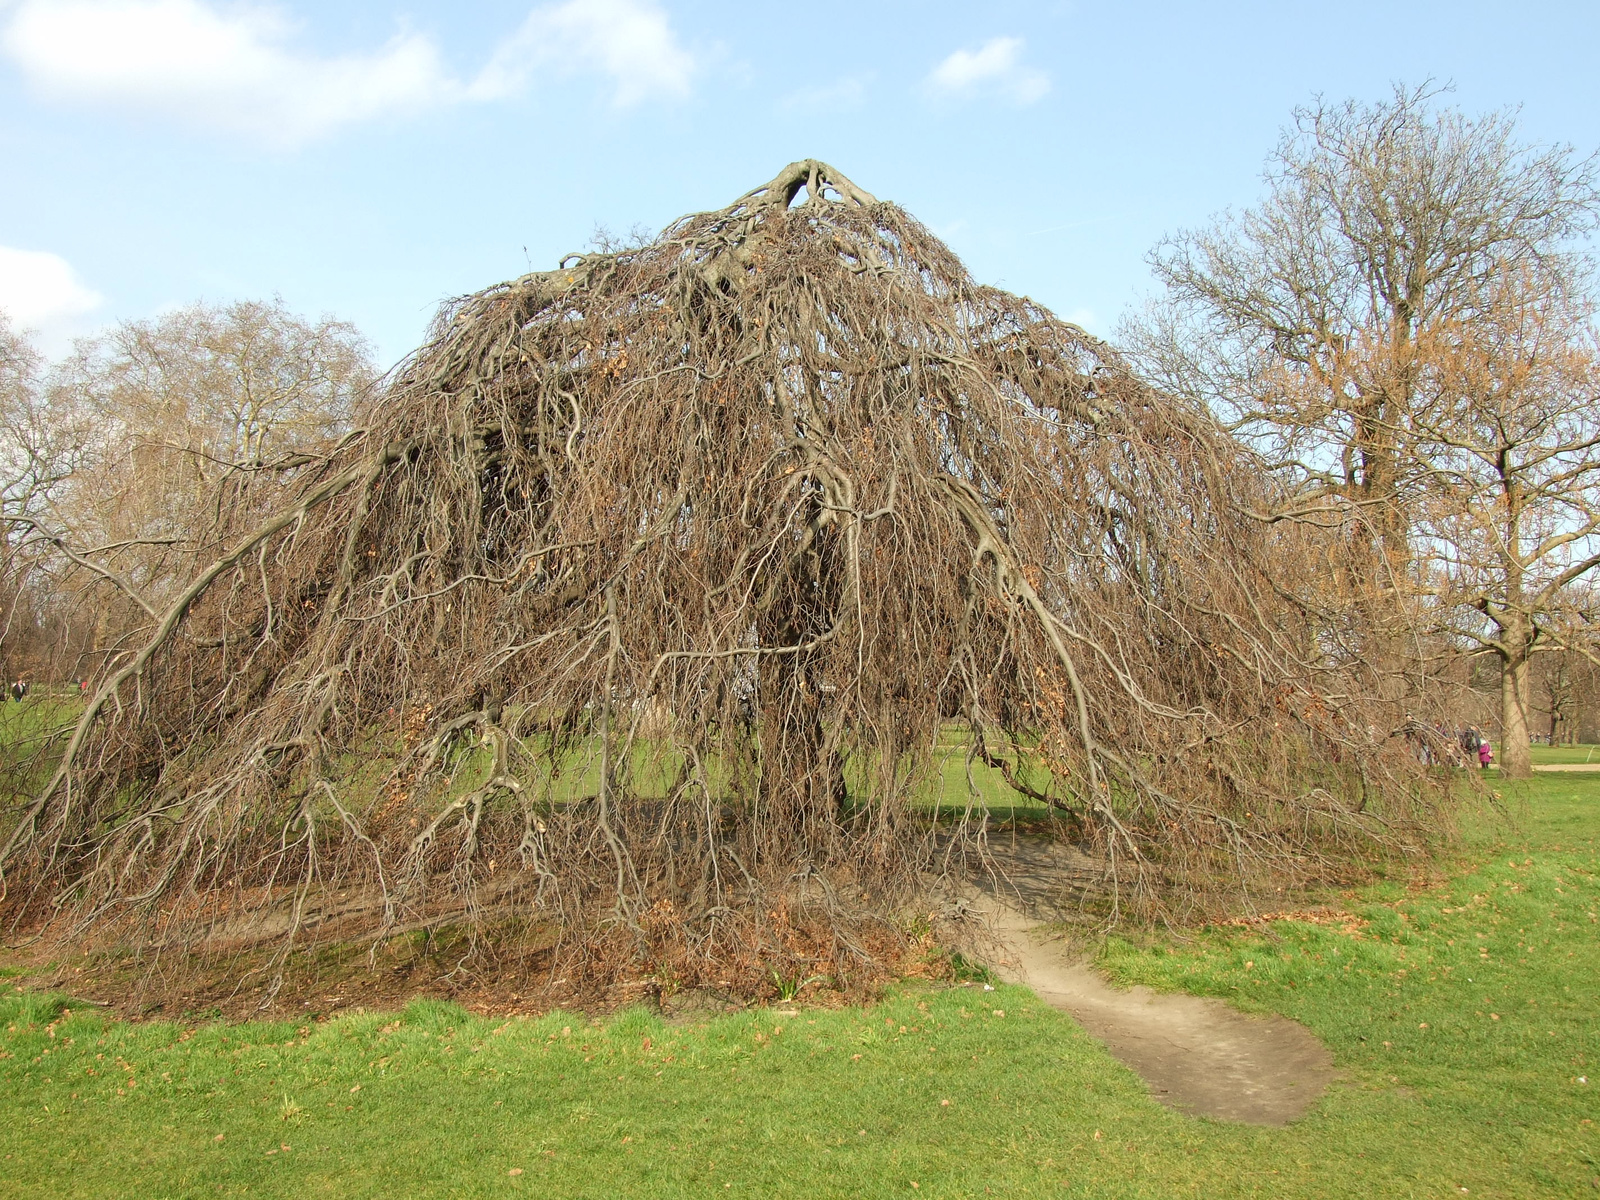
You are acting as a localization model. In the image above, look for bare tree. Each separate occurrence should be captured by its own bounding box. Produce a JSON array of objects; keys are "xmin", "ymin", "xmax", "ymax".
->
[
  {"xmin": 42, "ymin": 299, "xmax": 376, "ymax": 639},
  {"xmin": 1407, "ymin": 276, "xmax": 1600, "ymax": 775},
  {"xmin": 0, "ymin": 312, "xmax": 46, "ymax": 681},
  {"xmin": 1, "ymin": 165, "xmax": 1445, "ymax": 1002},
  {"xmin": 1124, "ymin": 84, "xmax": 1600, "ymax": 698},
  {"xmin": 1533, "ymin": 618, "xmax": 1600, "ymax": 744},
  {"xmin": 0, "ymin": 313, "xmax": 98, "ymax": 683}
]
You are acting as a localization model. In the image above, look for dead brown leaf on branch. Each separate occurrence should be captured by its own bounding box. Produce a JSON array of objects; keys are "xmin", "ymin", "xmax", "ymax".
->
[{"xmin": 0, "ymin": 161, "xmax": 1449, "ymax": 1005}]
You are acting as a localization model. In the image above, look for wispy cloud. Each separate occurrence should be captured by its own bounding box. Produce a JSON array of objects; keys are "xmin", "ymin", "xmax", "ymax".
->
[
  {"xmin": 3, "ymin": 0, "xmax": 453, "ymax": 146},
  {"xmin": 476, "ymin": 0, "xmax": 695, "ymax": 106},
  {"xmin": 0, "ymin": 246, "xmax": 103, "ymax": 344},
  {"xmin": 1, "ymin": 0, "xmax": 698, "ymax": 147},
  {"xmin": 926, "ymin": 37, "xmax": 1048, "ymax": 106}
]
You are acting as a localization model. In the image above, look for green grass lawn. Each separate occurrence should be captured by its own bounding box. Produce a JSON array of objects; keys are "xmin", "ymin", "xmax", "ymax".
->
[
  {"xmin": 0, "ymin": 696, "xmax": 78, "ymax": 751},
  {"xmin": 2, "ymin": 775, "xmax": 1596, "ymax": 1197},
  {"xmin": 1530, "ymin": 742, "xmax": 1600, "ymax": 765}
]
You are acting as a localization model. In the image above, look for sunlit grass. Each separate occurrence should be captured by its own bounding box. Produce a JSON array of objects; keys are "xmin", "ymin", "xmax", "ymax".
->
[
  {"xmin": 2, "ymin": 775, "xmax": 1595, "ymax": 1197},
  {"xmin": 1098, "ymin": 771, "xmax": 1599, "ymax": 1196},
  {"xmin": 1530, "ymin": 742, "xmax": 1600, "ymax": 765}
]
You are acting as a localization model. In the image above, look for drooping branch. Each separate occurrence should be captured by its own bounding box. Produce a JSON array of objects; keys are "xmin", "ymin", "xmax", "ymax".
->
[{"xmin": 0, "ymin": 162, "xmax": 1448, "ymax": 998}]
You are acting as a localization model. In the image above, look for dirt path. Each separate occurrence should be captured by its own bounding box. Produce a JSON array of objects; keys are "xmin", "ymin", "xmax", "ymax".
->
[
  {"xmin": 1532, "ymin": 763, "xmax": 1600, "ymax": 771},
  {"xmin": 972, "ymin": 894, "xmax": 1336, "ymax": 1126}
]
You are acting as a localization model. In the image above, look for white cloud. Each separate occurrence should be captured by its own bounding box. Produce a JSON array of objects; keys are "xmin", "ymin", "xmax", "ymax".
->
[
  {"xmin": 474, "ymin": 0, "xmax": 694, "ymax": 106},
  {"xmin": 926, "ymin": 37, "xmax": 1049, "ymax": 106},
  {"xmin": 0, "ymin": 246, "xmax": 103, "ymax": 343},
  {"xmin": 3, "ymin": 0, "xmax": 455, "ymax": 146},
  {"xmin": 1, "ymin": 0, "xmax": 697, "ymax": 146}
]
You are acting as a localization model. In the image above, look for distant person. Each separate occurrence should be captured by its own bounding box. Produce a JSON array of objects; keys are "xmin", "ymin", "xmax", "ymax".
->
[
  {"xmin": 9, "ymin": 680, "xmax": 21, "ymax": 703},
  {"xmin": 79, "ymin": 679, "xmax": 89, "ymax": 695},
  {"xmin": 1478, "ymin": 739, "xmax": 1493, "ymax": 770}
]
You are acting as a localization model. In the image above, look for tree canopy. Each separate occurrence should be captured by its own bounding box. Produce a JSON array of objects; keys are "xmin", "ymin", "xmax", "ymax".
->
[{"xmin": 1, "ymin": 162, "xmax": 1442, "ymax": 999}]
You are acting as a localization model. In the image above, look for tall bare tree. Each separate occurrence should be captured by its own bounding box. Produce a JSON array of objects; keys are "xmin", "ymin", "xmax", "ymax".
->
[
  {"xmin": 44, "ymin": 299, "xmax": 377, "ymax": 633},
  {"xmin": 0, "ymin": 313, "xmax": 98, "ymax": 682},
  {"xmin": 1124, "ymin": 85, "xmax": 1600, "ymax": 710},
  {"xmin": 1534, "ymin": 640, "xmax": 1600, "ymax": 745},
  {"xmin": 0, "ymin": 312, "xmax": 45, "ymax": 680},
  {"xmin": 1408, "ymin": 275, "xmax": 1600, "ymax": 775}
]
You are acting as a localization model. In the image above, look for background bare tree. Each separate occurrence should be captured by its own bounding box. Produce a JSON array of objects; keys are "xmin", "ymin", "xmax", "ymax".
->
[
  {"xmin": 0, "ymin": 313, "xmax": 98, "ymax": 684},
  {"xmin": 1123, "ymin": 84, "xmax": 1600, "ymax": 705},
  {"xmin": 0, "ymin": 313, "xmax": 45, "ymax": 681},
  {"xmin": 1403, "ymin": 271, "xmax": 1600, "ymax": 775},
  {"xmin": 1533, "ymin": 623, "xmax": 1600, "ymax": 744},
  {"xmin": 42, "ymin": 299, "xmax": 376, "ymax": 653}
]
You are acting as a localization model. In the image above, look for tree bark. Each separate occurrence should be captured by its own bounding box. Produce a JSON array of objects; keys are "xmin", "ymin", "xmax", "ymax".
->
[{"xmin": 1500, "ymin": 637, "xmax": 1534, "ymax": 779}]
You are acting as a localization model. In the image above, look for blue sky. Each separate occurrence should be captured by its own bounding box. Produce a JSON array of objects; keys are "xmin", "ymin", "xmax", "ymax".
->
[{"xmin": 3, "ymin": 0, "xmax": 1599, "ymax": 364}]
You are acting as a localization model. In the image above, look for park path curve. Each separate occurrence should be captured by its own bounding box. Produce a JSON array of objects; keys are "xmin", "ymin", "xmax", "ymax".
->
[{"xmin": 974, "ymin": 896, "xmax": 1336, "ymax": 1126}]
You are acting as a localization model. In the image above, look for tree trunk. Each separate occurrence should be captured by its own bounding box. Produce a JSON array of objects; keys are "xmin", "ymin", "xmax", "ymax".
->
[
  {"xmin": 1500, "ymin": 639, "xmax": 1533, "ymax": 779},
  {"xmin": 754, "ymin": 513, "xmax": 848, "ymax": 846},
  {"xmin": 1352, "ymin": 399, "xmax": 1417, "ymax": 705}
]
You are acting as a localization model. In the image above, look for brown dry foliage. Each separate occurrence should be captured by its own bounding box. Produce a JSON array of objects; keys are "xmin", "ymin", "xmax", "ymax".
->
[{"xmin": 0, "ymin": 162, "xmax": 1450, "ymax": 1000}]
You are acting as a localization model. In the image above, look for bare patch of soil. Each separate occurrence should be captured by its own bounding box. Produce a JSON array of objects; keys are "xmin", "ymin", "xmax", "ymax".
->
[
  {"xmin": 2, "ymin": 903, "xmax": 900, "ymax": 1024},
  {"xmin": 971, "ymin": 887, "xmax": 1335, "ymax": 1126}
]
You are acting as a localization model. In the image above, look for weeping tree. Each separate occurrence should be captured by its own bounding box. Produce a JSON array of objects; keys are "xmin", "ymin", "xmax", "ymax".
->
[{"xmin": 0, "ymin": 163, "xmax": 1446, "ymax": 997}]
